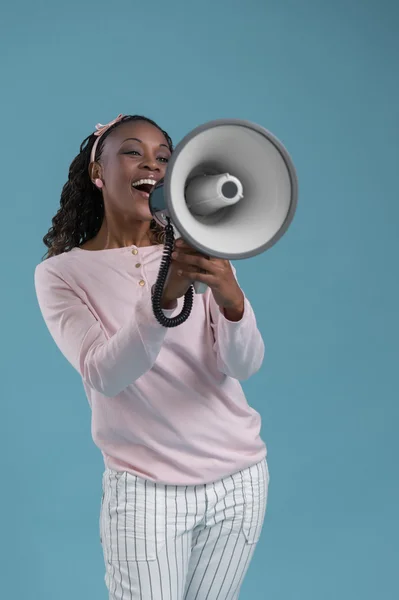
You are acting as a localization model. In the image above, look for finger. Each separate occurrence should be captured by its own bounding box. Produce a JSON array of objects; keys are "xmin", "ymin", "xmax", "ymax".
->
[
  {"xmin": 174, "ymin": 240, "xmax": 210, "ymax": 255},
  {"xmin": 179, "ymin": 270, "xmax": 217, "ymax": 284},
  {"xmin": 173, "ymin": 244, "xmax": 201, "ymax": 256},
  {"xmin": 174, "ymin": 238, "xmax": 221, "ymax": 258},
  {"xmin": 172, "ymin": 260, "xmax": 195, "ymax": 276},
  {"xmin": 174, "ymin": 239, "xmax": 191, "ymax": 248},
  {"xmin": 174, "ymin": 241, "xmax": 220, "ymax": 259},
  {"xmin": 172, "ymin": 251, "xmax": 215, "ymax": 272},
  {"xmin": 172, "ymin": 258, "xmax": 204, "ymax": 278}
]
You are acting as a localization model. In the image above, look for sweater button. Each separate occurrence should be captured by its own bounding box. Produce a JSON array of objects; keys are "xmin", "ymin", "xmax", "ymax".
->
[
  {"xmin": 139, "ymin": 280, "xmax": 145, "ymax": 286},
  {"xmin": 132, "ymin": 248, "xmax": 138, "ymax": 255},
  {"xmin": 135, "ymin": 263, "xmax": 141, "ymax": 268}
]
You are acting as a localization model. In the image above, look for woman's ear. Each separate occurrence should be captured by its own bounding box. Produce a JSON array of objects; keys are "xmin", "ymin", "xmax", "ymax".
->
[{"xmin": 89, "ymin": 162, "xmax": 103, "ymax": 185}]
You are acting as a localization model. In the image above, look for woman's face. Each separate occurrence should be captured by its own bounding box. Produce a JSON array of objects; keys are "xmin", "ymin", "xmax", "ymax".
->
[{"xmin": 96, "ymin": 120, "xmax": 171, "ymax": 221}]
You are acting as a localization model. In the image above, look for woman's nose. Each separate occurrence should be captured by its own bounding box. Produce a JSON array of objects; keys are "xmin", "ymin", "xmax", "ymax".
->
[{"xmin": 140, "ymin": 156, "xmax": 160, "ymax": 171}]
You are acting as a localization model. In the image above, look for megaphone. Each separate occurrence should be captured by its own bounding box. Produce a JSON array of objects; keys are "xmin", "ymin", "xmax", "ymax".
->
[{"xmin": 149, "ymin": 119, "xmax": 298, "ymax": 328}]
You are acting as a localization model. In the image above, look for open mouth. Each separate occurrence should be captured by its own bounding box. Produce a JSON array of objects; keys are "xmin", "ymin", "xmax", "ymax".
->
[{"xmin": 131, "ymin": 179, "xmax": 156, "ymax": 199}]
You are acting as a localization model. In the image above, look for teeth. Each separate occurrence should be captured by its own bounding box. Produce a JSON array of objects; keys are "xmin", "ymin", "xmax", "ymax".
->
[{"xmin": 132, "ymin": 179, "xmax": 156, "ymax": 188}]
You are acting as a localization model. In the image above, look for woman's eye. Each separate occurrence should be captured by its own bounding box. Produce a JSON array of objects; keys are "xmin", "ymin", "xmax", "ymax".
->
[{"xmin": 124, "ymin": 151, "xmax": 169, "ymax": 163}]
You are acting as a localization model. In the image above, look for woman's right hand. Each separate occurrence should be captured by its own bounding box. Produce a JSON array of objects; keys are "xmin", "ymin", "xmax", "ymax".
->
[{"xmin": 161, "ymin": 241, "xmax": 206, "ymax": 308}]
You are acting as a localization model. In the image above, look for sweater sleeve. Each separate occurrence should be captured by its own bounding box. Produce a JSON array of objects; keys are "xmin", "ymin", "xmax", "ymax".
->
[
  {"xmin": 34, "ymin": 261, "xmax": 177, "ymax": 398},
  {"xmin": 209, "ymin": 264, "xmax": 265, "ymax": 381}
]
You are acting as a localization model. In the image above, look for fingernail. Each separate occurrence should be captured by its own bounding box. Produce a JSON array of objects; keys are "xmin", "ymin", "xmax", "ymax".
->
[
  {"xmin": 172, "ymin": 251, "xmax": 178, "ymax": 259},
  {"xmin": 176, "ymin": 240, "xmax": 183, "ymax": 246}
]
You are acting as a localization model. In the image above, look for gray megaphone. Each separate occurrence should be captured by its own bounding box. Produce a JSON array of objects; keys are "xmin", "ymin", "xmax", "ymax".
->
[{"xmin": 149, "ymin": 119, "xmax": 298, "ymax": 326}]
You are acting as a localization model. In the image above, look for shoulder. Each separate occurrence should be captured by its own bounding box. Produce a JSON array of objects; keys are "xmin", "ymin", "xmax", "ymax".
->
[{"xmin": 34, "ymin": 249, "xmax": 82, "ymax": 285}]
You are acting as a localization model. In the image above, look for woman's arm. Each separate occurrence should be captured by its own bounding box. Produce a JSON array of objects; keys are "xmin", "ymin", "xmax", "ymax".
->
[
  {"xmin": 34, "ymin": 261, "xmax": 177, "ymax": 397},
  {"xmin": 209, "ymin": 264, "xmax": 265, "ymax": 381}
]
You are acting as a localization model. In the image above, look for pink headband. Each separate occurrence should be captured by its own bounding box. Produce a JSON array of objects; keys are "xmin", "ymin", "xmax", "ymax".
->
[{"xmin": 90, "ymin": 113, "xmax": 124, "ymax": 164}]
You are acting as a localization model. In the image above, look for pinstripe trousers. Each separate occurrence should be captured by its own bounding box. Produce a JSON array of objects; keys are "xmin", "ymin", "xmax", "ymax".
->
[{"xmin": 100, "ymin": 457, "xmax": 269, "ymax": 600}]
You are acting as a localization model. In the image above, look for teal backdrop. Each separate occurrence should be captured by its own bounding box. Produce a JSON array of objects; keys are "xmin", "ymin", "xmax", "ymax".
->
[{"xmin": 1, "ymin": 0, "xmax": 398, "ymax": 598}]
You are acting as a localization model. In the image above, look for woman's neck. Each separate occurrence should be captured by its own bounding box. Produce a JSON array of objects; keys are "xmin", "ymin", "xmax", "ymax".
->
[{"xmin": 82, "ymin": 221, "xmax": 154, "ymax": 250}]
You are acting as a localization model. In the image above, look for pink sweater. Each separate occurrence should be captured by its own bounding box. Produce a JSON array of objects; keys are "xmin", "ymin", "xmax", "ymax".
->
[{"xmin": 34, "ymin": 244, "xmax": 267, "ymax": 485}]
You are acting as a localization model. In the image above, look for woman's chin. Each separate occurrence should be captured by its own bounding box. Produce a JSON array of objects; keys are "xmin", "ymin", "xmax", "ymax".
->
[
  {"xmin": 131, "ymin": 187, "xmax": 151, "ymax": 203},
  {"xmin": 128, "ymin": 190, "xmax": 153, "ymax": 220},
  {"xmin": 140, "ymin": 203, "xmax": 154, "ymax": 219}
]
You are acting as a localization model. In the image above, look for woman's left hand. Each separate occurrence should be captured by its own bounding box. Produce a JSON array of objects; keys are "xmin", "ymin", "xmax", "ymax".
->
[{"xmin": 171, "ymin": 240, "xmax": 244, "ymax": 316}]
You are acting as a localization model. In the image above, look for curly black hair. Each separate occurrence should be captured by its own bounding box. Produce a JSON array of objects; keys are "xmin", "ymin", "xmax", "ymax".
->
[{"xmin": 42, "ymin": 115, "xmax": 173, "ymax": 260}]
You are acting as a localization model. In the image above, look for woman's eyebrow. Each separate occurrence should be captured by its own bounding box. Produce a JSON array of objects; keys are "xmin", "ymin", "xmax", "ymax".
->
[
  {"xmin": 122, "ymin": 137, "xmax": 169, "ymax": 149},
  {"xmin": 122, "ymin": 137, "xmax": 142, "ymax": 144}
]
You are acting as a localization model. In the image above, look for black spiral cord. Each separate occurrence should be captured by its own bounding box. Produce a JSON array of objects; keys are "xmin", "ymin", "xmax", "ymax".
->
[{"xmin": 151, "ymin": 218, "xmax": 194, "ymax": 327}]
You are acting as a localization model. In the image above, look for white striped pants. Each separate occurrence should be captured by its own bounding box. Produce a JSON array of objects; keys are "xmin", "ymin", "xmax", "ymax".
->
[{"xmin": 100, "ymin": 458, "xmax": 269, "ymax": 600}]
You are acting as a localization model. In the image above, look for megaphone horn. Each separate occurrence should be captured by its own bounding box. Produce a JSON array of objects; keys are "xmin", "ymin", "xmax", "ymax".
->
[{"xmin": 149, "ymin": 119, "xmax": 298, "ymax": 326}]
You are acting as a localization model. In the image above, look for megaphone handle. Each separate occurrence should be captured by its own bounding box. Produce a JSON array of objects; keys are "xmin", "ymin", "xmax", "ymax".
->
[{"xmin": 193, "ymin": 281, "xmax": 208, "ymax": 294}]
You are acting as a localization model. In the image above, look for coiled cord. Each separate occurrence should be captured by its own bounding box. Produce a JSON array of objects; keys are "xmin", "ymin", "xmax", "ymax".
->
[{"xmin": 151, "ymin": 218, "xmax": 194, "ymax": 327}]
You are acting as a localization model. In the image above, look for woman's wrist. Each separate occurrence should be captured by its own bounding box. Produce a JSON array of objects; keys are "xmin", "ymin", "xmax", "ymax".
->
[
  {"xmin": 222, "ymin": 293, "xmax": 245, "ymax": 322},
  {"xmin": 223, "ymin": 303, "xmax": 244, "ymax": 322},
  {"xmin": 151, "ymin": 285, "xmax": 177, "ymax": 310},
  {"xmin": 161, "ymin": 297, "xmax": 177, "ymax": 310},
  {"xmin": 160, "ymin": 290, "xmax": 177, "ymax": 309}
]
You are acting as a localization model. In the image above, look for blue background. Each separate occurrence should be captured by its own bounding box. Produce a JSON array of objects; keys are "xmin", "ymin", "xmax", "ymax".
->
[{"xmin": 1, "ymin": 0, "xmax": 398, "ymax": 598}]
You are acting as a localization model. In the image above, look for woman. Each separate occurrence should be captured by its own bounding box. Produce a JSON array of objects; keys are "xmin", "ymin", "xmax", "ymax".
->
[{"xmin": 34, "ymin": 114, "xmax": 270, "ymax": 599}]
